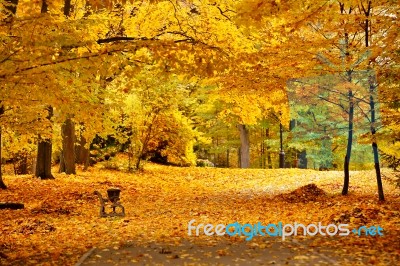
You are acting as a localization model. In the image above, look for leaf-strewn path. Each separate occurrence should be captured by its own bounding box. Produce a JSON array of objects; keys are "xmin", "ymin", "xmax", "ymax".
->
[{"xmin": 0, "ymin": 164, "xmax": 399, "ymax": 265}]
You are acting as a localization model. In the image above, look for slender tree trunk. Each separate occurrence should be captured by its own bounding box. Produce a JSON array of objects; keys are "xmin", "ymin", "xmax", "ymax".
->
[
  {"xmin": 238, "ymin": 124, "xmax": 250, "ymax": 168},
  {"xmin": 260, "ymin": 128, "xmax": 263, "ymax": 168},
  {"xmin": 342, "ymin": 86, "xmax": 354, "ymax": 195},
  {"xmin": 226, "ymin": 149, "xmax": 230, "ymax": 168},
  {"xmin": 0, "ymin": 126, "xmax": 6, "ymax": 189},
  {"xmin": 59, "ymin": 118, "xmax": 76, "ymax": 174},
  {"xmin": 238, "ymin": 147, "xmax": 241, "ymax": 168},
  {"xmin": 266, "ymin": 129, "xmax": 272, "ymax": 168},
  {"xmin": 341, "ymin": 17, "xmax": 353, "ymax": 194},
  {"xmin": 370, "ymin": 86, "xmax": 384, "ymax": 201},
  {"xmin": 35, "ymin": 106, "xmax": 54, "ymax": 179},
  {"xmin": 362, "ymin": 1, "xmax": 384, "ymax": 200}
]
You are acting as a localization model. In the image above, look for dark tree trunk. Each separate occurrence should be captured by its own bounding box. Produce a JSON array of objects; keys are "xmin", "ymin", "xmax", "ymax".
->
[
  {"xmin": 35, "ymin": 106, "xmax": 54, "ymax": 179},
  {"xmin": 338, "ymin": 4, "xmax": 354, "ymax": 195},
  {"xmin": 59, "ymin": 118, "xmax": 76, "ymax": 174},
  {"xmin": 362, "ymin": 1, "xmax": 384, "ymax": 201},
  {"xmin": 64, "ymin": 0, "xmax": 71, "ymax": 16},
  {"xmin": 342, "ymin": 86, "xmax": 354, "ymax": 195},
  {"xmin": 41, "ymin": 0, "xmax": 48, "ymax": 13},
  {"xmin": 265, "ymin": 129, "xmax": 272, "ymax": 168},
  {"xmin": 260, "ymin": 128, "xmax": 264, "ymax": 168},
  {"xmin": 35, "ymin": 136, "xmax": 54, "ymax": 179},
  {"xmin": 226, "ymin": 149, "xmax": 229, "ymax": 168},
  {"xmin": 238, "ymin": 124, "xmax": 250, "ymax": 168},
  {"xmin": 369, "ymin": 73, "xmax": 384, "ymax": 201},
  {"xmin": 349, "ymin": 1, "xmax": 385, "ymax": 200},
  {"xmin": 0, "ymin": 125, "xmax": 6, "ymax": 189}
]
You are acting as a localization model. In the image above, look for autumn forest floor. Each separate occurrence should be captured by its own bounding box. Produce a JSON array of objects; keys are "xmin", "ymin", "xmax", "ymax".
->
[{"xmin": 0, "ymin": 163, "xmax": 399, "ymax": 265}]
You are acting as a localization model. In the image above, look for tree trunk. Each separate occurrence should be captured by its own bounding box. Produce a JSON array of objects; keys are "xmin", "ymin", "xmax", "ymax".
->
[
  {"xmin": 369, "ymin": 66, "xmax": 384, "ymax": 202},
  {"xmin": 338, "ymin": 4, "xmax": 354, "ymax": 195},
  {"xmin": 64, "ymin": 0, "xmax": 71, "ymax": 16},
  {"xmin": 0, "ymin": 0, "xmax": 20, "ymax": 189},
  {"xmin": 35, "ymin": 106, "xmax": 54, "ymax": 179},
  {"xmin": 260, "ymin": 128, "xmax": 263, "ymax": 168},
  {"xmin": 341, "ymin": 32, "xmax": 353, "ymax": 195},
  {"xmin": 266, "ymin": 129, "xmax": 272, "ymax": 168},
  {"xmin": 0, "ymin": 126, "xmax": 6, "ymax": 189},
  {"xmin": 342, "ymin": 86, "xmax": 354, "ymax": 195},
  {"xmin": 237, "ymin": 147, "xmax": 241, "ymax": 168},
  {"xmin": 59, "ymin": 117, "xmax": 76, "ymax": 174},
  {"xmin": 362, "ymin": 1, "xmax": 384, "ymax": 201},
  {"xmin": 226, "ymin": 149, "xmax": 229, "ymax": 168},
  {"xmin": 35, "ymin": 136, "xmax": 54, "ymax": 179},
  {"xmin": 238, "ymin": 124, "xmax": 250, "ymax": 168}
]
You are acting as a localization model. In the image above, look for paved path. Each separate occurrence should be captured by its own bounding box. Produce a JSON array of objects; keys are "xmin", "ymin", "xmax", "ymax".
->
[{"xmin": 77, "ymin": 238, "xmax": 355, "ymax": 266}]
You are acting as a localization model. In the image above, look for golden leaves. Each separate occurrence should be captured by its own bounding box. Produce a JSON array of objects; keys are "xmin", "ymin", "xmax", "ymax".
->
[{"xmin": 0, "ymin": 164, "xmax": 399, "ymax": 265}]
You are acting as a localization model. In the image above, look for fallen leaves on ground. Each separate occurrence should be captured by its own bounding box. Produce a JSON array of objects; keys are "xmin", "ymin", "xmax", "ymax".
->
[
  {"xmin": 278, "ymin": 183, "xmax": 327, "ymax": 203},
  {"xmin": 0, "ymin": 164, "xmax": 399, "ymax": 265}
]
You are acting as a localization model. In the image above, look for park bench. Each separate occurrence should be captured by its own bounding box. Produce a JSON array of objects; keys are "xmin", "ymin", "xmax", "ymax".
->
[{"xmin": 94, "ymin": 188, "xmax": 125, "ymax": 217}]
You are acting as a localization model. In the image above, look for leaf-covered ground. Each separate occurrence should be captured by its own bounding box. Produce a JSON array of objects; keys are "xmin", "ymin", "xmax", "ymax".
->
[{"xmin": 0, "ymin": 163, "xmax": 399, "ymax": 265}]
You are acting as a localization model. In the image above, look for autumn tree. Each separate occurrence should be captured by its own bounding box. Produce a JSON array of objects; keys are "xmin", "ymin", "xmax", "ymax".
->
[
  {"xmin": 236, "ymin": 0, "xmax": 397, "ymax": 198},
  {"xmin": 294, "ymin": 0, "xmax": 398, "ymax": 200},
  {"xmin": 58, "ymin": 0, "xmax": 75, "ymax": 175},
  {"xmin": 106, "ymin": 67, "xmax": 199, "ymax": 169},
  {"xmin": 0, "ymin": 0, "xmax": 19, "ymax": 188}
]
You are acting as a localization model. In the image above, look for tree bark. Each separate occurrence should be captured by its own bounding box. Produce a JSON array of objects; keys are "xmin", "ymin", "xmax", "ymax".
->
[
  {"xmin": 35, "ymin": 136, "xmax": 54, "ymax": 179},
  {"xmin": 341, "ymin": 25, "xmax": 353, "ymax": 195},
  {"xmin": 238, "ymin": 124, "xmax": 250, "ymax": 168},
  {"xmin": 58, "ymin": 1, "xmax": 76, "ymax": 174},
  {"xmin": 226, "ymin": 149, "xmax": 229, "ymax": 168},
  {"xmin": 266, "ymin": 128, "xmax": 272, "ymax": 168},
  {"xmin": 35, "ymin": 106, "xmax": 54, "ymax": 179},
  {"xmin": 64, "ymin": 0, "xmax": 71, "ymax": 16},
  {"xmin": 363, "ymin": 1, "xmax": 384, "ymax": 201},
  {"xmin": 0, "ymin": 0, "xmax": 20, "ymax": 189},
  {"xmin": 59, "ymin": 117, "xmax": 76, "ymax": 174},
  {"xmin": 0, "ymin": 125, "xmax": 6, "ymax": 189},
  {"xmin": 365, "ymin": 9, "xmax": 384, "ymax": 200},
  {"xmin": 342, "ymin": 85, "xmax": 354, "ymax": 195},
  {"xmin": 41, "ymin": 0, "xmax": 48, "ymax": 13}
]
